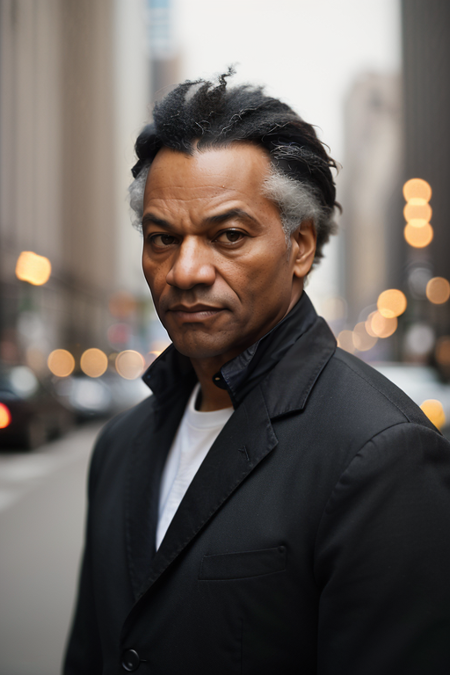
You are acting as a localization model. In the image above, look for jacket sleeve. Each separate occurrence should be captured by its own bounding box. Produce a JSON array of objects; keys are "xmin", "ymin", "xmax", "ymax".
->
[
  {"xmin": 314, "ymin": 422, "xmax": 450, "ymax": 675},
  {"xmin": 62, "ymin": 429, "xmax": 108, "ymax": 675}
]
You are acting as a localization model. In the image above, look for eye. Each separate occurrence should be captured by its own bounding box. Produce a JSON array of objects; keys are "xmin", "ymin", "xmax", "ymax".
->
[
  {"xmin": 148, "ymin": 233, "xmax": 178, "ymax": 248},
  {"xmin": 215, "ymin": 229, "xmax": 245, "ymax": 244}
]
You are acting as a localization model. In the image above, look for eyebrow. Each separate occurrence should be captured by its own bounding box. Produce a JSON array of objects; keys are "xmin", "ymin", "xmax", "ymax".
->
[{"xmin": 142, "ymin": 208, "xmax": 258, "ymax": 230}]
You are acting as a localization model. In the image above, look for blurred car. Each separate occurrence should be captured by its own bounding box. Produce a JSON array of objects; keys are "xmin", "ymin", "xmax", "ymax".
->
[
  {"xmin": 374, "ymin": 362, "xmax": 450, "ymax": 439},
  {"xmin": 0, "ymin": 364, "xmax": 74, "ymax": 450},
  {"xmin": 54, "ymin": 371, "xmax": 150, "ymax": 421}
]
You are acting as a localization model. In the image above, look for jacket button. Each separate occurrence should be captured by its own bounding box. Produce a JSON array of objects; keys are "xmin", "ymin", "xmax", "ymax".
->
[{"xmin": 122, "ymin": 649, "xmax": 140, "ymax": 672}]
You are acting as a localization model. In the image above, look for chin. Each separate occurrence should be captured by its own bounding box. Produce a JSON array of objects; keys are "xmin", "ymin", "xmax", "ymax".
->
[{"xmin": 170, "ymin": 334, "xmax": 234, "ymax": 361}]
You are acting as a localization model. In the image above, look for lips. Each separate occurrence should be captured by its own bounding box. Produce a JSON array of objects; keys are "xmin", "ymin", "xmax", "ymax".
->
[
  {"xmin": 169, "ymin": 304, "xmax": 223, "ymax": 313},
  {"xmin": 167, "ymin": 303, "xmax": 226, "ymax": 322}
]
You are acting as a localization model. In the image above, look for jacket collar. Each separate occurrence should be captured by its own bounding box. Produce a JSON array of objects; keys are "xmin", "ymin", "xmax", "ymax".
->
[{"xmin": 142, "ymin": 292, "xmax": 332, "ymax": 416}]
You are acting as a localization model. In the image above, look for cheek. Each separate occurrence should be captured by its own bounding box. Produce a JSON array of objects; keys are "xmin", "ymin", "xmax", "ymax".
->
[{"xmin": 142, "ymin": 254, "xmax": 166, "ymax": 295}]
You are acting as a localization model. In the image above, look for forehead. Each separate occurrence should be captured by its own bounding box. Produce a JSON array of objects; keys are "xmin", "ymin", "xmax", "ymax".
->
[{"xmin": 143, "ymin": 143, "xmax": 274, "ymax": 213}]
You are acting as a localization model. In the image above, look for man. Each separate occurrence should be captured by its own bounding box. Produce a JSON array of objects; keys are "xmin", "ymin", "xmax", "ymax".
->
[{"xmin": 64, "ymin": 73, "xmax": 450, "ymax": 674}]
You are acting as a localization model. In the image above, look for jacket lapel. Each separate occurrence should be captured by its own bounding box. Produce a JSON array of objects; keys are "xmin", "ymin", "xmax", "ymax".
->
[
  {"xmin": 124, "ymin": 386, "xmax": 192, "ymax": 600},
  {"xmin": 130, "ymin": 384, "xmax": 277, "ymax": 602}
]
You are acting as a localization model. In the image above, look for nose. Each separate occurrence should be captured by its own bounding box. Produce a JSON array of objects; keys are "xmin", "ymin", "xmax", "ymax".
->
[{"xmin": 166, "ymin": 237, "xmax": 216, "ymax": 290}]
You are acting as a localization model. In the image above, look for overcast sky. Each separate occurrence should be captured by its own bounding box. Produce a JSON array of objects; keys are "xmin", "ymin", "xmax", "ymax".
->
[{"xmin": 175, "ymin": 0, "xmax": 401, "ymax": 163}]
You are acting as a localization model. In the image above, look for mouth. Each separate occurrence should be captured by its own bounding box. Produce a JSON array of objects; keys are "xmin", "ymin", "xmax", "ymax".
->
[{"xmin": 168, "ymin": 304, "xmax": 226, "ymax": 322}]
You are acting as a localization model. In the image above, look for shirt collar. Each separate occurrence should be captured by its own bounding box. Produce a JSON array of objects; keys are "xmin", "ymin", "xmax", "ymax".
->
[{"xmin": 142, "ymin": 292, "xmax": 320, "ymax": 409}]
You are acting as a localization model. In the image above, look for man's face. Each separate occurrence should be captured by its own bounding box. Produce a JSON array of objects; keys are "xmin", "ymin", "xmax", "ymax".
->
[{"xmin": 142, "ymin": 143, "xmax": 311, "ymax": 365}]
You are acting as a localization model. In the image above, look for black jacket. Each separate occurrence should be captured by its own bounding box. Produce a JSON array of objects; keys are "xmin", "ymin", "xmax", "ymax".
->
[{"xmin": 64, "ymin": 294, "xmax": 450, "ymax": 675}]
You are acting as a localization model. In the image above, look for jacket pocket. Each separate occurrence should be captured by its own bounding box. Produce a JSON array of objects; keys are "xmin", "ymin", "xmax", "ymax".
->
[{"xmin": 199, "ymin": 545, "xmax": 286, "ymax": 580}]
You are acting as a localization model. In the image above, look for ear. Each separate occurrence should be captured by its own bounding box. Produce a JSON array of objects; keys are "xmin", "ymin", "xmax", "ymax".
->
[{"xmin": 290, "ymin": 219, "xmax": 317, "ymax": 279}]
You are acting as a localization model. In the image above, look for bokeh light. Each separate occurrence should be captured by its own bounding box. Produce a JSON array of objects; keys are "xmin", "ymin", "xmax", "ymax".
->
[
  {"xmin": 403, "ymin": 202, "xmax": 432, "ymax": 225},
  {"xmin": 377, "ymin": 289, "xmax": 407, "ymax": 318},
  {"xmin": 435, "ymin": 337, "xmax": 450, "ymax": 366},
  {"xmin": 337, "ymin": 330, "xmax": 355, "ymax": 354},
  {"xmin": 404, "ymin": 323, "xmax": 435, "ymax": 357},
  {"xmin": 0, "ymin": 403, "xmax": 12, "ymax": 429},
  {"xmin": 420, "ymin": 399, "xmax": 446, "ymax": 430},
  {"xmin": 404, "ymin": 222, "xmax": 433, "ymax": 248},
  {"xmin": 15, "ymin": 251, "xmax": 52, "ymax": 286},
  {"xmin": 352, "ymin": 322, "xmax": 378, "ymax": 351},
  {"xmin": 403, "ymin": 178, "xmax": 432, "ymax": 204},
  {"xmin": 80, "ymin": 348, "xmax": 108, "ymax": 378},
  {"xmin": 47, "ymin": 349, "xmax": 75, "ymax": 377},
  {"xmin": 426, "ymin": 277, "xmax": 450, "ymax": 304},
  {"xmin": 366, "ymin": 311, "xmax": 398, "ymax": 338},
  {"xmin": 115, "ymin": 350, "xmax": 145, "ymax": 380},
  {"xmin": 10, "ymin": 366, "xmax": 38, "ymax": 397}
]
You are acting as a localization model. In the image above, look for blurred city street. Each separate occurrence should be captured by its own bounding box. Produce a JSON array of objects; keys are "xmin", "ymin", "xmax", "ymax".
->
[
  {"xmin": 0, "ymin": 0, "xmax": 450, "ymax": 672},
  {"xmin": 0, "ymin": 423, "xmax": 104, "ymax": 675}
]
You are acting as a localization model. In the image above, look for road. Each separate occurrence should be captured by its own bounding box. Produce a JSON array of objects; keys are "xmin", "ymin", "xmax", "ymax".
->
[{"xmin": 0, "ymin": 422, "xmax": 105, "ymax": 675}]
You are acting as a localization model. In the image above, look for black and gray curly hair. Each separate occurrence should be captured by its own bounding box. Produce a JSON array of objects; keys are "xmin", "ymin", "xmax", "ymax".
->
[{"xmin": 129, "ymin": 70, "xmax": 339, "ymax": 262}]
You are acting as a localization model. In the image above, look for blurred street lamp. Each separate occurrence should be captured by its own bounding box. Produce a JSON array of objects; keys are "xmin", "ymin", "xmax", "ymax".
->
[
  {"xmin": 48, "ymin": 349, "xmax": 76, "ymax": 377},
  {"xmin": 15, "ymin": 251, "xmax": 51, "ymax": 285},
  {"xmin": 404, "ymin": 222, "xmax": 434, "ymax": 248},
  {"xmin": 403, "ymin": 178, "xmax": 432, "ymax": 203},
  {"xmin": 366, "ymin": 311, "xmax": 398, "ymax": 338},
  {"xmin": 377, "ymin": 289, "xmax": 407, "ymax": 318},
  {"xmin": 420, "ymin": 399, "xmax": 446, "ymax": 430},
  {"xmin": 115, "ymin": 350, "xmax": 145, "ymax": 380},
  {"xmin": 80, "ymin": 348, "xmax": 108, "ymax": 378},
  {"xmin": 403, "ymin": 178, "xmax": 433, "ymax": 249},
  {"xmin": 426, "ymin": 277, "xmax": 450, "ymax": 304}
]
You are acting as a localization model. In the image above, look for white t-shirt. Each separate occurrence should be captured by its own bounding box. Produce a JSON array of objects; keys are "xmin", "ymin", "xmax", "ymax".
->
[{"xmin": 156, "ymin": 383, "xmax": 234, "ymax": 550}]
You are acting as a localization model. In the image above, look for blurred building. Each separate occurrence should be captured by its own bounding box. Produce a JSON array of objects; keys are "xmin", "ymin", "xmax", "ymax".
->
[
  {"xmin": 401, "ymin": 0, "xmax": 450, "ymax": 357},
  {"xmin": 0, "ymin": 0, "xmax": 151, "ymax": 372},
  {"xmin": 341, "ymin": 73, "xmax": 403, "ymax": 342},
  {"xmin": 147, "ymin": 0, "xmax": 180, "ymax": 104}
]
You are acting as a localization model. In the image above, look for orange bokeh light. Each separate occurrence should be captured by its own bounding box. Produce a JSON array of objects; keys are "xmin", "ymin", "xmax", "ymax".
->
[
  {"xmin": 404, "ymin": 222, "xmax": 433, "ymax": 248},
  {"xmin": 0, "ymin": 403, "xmax": 12, "ymax": 429},
  {"xmin": 80, "ymin": 348, "xmax": 108, "ymax": 378},
  {"xmin": 403, "ymin": 178, "xmax": 432, "ymax": 204},
  {"xmin": 403, "ymin": 202, "xmax": 432, "ymax": 226},
  {"xmin": 47, "ymin": 349, "xmax": 75, "ymax": 377},
  {"xmin": 15, "ymin": 251, "xmax": 52, "ymax": 286},
  {"xmin": 352, "ymin": 322, "xmax": 378, "ymax": 351},
  {"xmin": 420, "ymin": 399, "xmax": 446, "ymax": 430},
  {"xmin": 377, "ymin": 289, "xmax": 407, "ymax": 319},
  {"xmin": 435, "ymin": 337, "xmax": 450, "ymax": 366},
  {"xmin": 366, "ymin": 311, "xmax": 398, "ymax": 338},
  {"xmin": 115, "ymin": 350, "xmax": 145, "ymax": 380},
  {"xmin": 426, "ymin": 277, "xmax": 450, "ymax": 305}
]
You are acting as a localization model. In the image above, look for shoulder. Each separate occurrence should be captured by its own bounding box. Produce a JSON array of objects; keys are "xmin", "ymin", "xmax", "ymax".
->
[
  {"xmin": 273, "ymin": 346, "xmax": 444, "ymax": 486},
  {"xmin": 318, "ymin": 347, "xmax": 437, "ymax": 432}
]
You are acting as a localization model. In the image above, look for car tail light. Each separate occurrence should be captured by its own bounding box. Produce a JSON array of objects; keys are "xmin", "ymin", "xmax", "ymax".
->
[{"xmin": 0, "ymin": 402, "xmax": 12, "ymax": 429}]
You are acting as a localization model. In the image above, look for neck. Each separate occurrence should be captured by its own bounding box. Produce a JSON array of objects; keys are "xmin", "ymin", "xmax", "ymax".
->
[
  {"xmin": 189, "ymin": 289, "xmax": 305, "ymax": 412},
  {"xmin": 190, "ymin": 357, "xmax": 233, "ymax": 412}
]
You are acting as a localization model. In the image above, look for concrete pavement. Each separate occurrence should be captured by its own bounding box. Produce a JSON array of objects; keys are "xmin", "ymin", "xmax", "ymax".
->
[{"xmin": 0, "ymin": 422, "xmax": 104, "ymax": 675}]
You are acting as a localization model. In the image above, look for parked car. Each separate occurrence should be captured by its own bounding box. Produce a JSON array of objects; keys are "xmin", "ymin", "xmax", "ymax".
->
[
  {"xmin": 0, "ymin": 364, "xmax": 74, "ymax": 450},
  {"xmin": 54, "ymin": 371, "xmax": 150, "ymax": 421},
  {"xmin": 374, "ymin": 362, "xmax": 450, "ymax": 439}
]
